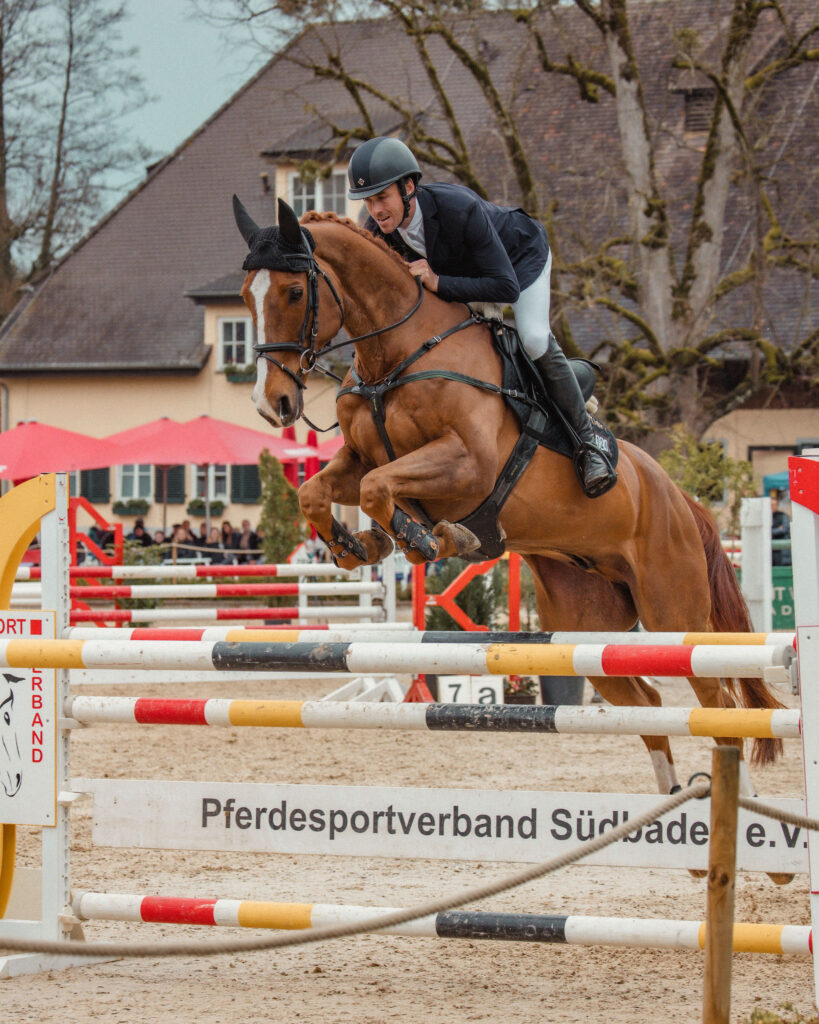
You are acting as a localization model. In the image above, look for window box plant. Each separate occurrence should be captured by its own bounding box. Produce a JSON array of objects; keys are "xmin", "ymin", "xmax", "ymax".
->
[
  {"xmin": 111, "ymin": 498, "xmax": 150, "ymax": 516},
  {"xmin": 186, "ymin": 498, "xmax": 225, "ymax": 517},
  {"xmin": 222, "ymin": 363, "xmax": 257, "ymax": 383}
]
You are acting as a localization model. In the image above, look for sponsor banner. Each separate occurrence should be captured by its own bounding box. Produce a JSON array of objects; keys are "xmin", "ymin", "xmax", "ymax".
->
[
  {"xmin": 72, "ymin": 778, "xmax": 807, "ymax": 873},
  {"xmin": 0, "ymin": 612, "xmax": 56, "ymax": 826}
]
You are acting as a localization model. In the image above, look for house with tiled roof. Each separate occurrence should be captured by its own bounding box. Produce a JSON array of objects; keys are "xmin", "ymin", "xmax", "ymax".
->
[{"xmin": 0, "ymin": 6, "xmax": 815, "ymax": 529}]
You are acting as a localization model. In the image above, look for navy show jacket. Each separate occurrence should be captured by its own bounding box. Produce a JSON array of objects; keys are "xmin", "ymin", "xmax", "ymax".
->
[{"xmin": 365, "ymin": 182, "xmax": 550, "ymax": 305}]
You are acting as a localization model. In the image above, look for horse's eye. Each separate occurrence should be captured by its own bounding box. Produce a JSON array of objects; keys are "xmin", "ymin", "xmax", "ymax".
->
[{"xmin": 288, "ymin": 286, "xmax": 304, "ymax": 304}]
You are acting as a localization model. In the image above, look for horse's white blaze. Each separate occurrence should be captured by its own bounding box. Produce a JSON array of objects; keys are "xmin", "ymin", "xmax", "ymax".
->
[{"xmin": 249, "ymin": 270, "xmax": 278, "ymax": 424}]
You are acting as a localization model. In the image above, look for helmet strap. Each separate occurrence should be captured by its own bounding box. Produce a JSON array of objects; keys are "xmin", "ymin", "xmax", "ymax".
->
[{"xmin": 397, "ymin": 177, "xmax": 416, "ymax": 225}]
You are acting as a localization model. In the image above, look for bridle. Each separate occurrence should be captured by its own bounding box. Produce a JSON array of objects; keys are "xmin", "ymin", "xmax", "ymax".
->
[{"xmin": 252, "ymin": 231, "xmax": 425, "ymax": 394}]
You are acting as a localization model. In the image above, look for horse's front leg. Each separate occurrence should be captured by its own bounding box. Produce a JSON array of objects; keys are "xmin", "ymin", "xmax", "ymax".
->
[
  {"xmin": 358, "ymin": 434, "xmax": 491, "ymax": 562},
  {"xmin": 298, "ymin": 445, "xmax": 394, "ymax": 569}
]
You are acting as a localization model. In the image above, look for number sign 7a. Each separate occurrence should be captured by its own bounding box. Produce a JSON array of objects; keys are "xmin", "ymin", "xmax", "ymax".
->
[{"xmin": 436, "ymin": 675, "xmax": 504, "ymax": 705}]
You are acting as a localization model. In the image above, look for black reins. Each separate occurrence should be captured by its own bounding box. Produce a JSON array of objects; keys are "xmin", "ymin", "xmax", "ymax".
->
[
  {"xmin": 251, "ymin": 242, "xmax": 541, "ymax": 447},
  {"xmin": 252, "ymin": 238, "xmax": 425, "ymax": 395}
]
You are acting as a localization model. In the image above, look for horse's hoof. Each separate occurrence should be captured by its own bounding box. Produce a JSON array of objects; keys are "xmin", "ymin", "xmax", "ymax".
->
[
  {"xmin": 767, "ymin": 872, "xmax": 794, "ymax": 886},
  {"xmin": 688, "ymin": 869, "xmax": 707, "ymax": 880},
  {"xmin": 367, "ymin": 527, "xmax": 395, "ymax": 562},
  {"xmin": 433, "ymin": 520, "xmax": 481, "ymax": 557}
]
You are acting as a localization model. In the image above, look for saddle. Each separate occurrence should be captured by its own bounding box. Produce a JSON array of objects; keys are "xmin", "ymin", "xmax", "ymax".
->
[{"xmin": 454, "ymin": 319, "xmax": 619, "ymax": 560}]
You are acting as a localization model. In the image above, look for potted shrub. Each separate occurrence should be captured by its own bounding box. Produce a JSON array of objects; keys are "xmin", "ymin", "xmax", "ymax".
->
[
  {"xmin": 504, "ymin": 675, "xmax": 538, "ymax": 705},
  {"xmin": 423, "ymin": 557, "xmax": 503, "ymax": 700}
]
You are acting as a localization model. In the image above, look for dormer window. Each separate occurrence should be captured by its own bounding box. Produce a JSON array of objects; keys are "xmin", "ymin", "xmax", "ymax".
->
[
  {"xmin": 684, "ymin": 89, "xmax": 713, "ymax": 133},
  {"xmin": 289, "ymin": 170, "xmax": 348, "ymax": 216}
]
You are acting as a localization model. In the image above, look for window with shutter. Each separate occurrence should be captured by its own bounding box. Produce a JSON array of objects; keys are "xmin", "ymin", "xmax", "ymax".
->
[
  {"xmin": 231, "ymin": 464, "xmax": 262, "ymax": 504},
  {"xmin": 80, "ymin": 468, "xmax": 110, "ymax": 503},
  {"xmin": 155, "ymin": 465, "xmax": 186, "ymax": 503}
]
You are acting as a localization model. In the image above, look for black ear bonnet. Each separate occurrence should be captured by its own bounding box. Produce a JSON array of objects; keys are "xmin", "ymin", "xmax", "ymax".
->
[{"xmin": 232, "ymin": 195, "xmax": 316, "ymax": 272}]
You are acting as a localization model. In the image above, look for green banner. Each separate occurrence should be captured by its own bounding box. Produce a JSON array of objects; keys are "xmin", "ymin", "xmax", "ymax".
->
[
  {"xmin": 736, "ymin": 566, "xmax": 794, "ymax": 629},
  {"xmin": 771, "ymin": 566, "xmax": 795, "ymax": 629}
]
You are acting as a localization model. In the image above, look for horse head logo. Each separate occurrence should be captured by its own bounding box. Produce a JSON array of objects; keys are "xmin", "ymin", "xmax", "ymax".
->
[{"xmin": 1, "ymin": 672, "xmax": 25, "ymax": 797}]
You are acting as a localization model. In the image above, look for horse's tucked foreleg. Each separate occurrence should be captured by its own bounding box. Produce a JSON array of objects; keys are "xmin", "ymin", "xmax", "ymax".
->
[
  {"xmin": 298, "ymin": 446, "xmax": 393, "ymax": 569},
  {"xmin": 359, "ymin": 433, "xmax": 495, "ymax": 561},
  {"xmin": 391, "ymin": 507, "xmax": 439, "ymax": 561}
]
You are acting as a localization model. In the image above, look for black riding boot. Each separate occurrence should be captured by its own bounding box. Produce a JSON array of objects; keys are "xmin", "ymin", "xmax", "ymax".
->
[{"xmin": 534, "ymin": 337, "xmax": 618, "ymax": 498}]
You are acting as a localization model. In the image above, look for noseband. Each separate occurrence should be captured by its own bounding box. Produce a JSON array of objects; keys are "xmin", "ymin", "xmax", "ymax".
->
[{"xmin": 252, "ymin": 235, "xmax": 425, "ymax": 390}]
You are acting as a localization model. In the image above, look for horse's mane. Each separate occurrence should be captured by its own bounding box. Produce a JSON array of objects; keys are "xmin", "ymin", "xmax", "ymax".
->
[{"xmin": 301, "ymin": 211, "xmax": 412, "ymax": 277}]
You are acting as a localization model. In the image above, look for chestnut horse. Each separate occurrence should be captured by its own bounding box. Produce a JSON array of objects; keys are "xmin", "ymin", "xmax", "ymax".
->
[{"xmin": 234, "ymin": 196, "xmax": 784, "ymax": 803}]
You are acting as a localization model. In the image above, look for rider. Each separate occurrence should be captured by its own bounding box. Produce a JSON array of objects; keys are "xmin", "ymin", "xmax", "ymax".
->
[{"xmin": 347, "ymin": 136, "xmax": 617, "ymax": 499}]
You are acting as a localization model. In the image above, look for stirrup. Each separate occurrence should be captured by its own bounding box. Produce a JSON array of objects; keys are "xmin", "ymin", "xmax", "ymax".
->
[{"xmin": 573, "ymin": 446, "xmax": 618, "ymax": 499}]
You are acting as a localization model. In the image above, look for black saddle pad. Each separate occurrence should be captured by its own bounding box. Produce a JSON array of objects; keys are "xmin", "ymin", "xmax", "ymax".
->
[{"xmin": 490, "ymin": 321, "xmax": 619, "ymax": 469}]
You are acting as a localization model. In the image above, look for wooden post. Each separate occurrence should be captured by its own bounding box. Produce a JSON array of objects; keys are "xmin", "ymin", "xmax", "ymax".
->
[{"xmin": 702, "ymin": 745, "xmax": 740, "ymax": 1024}]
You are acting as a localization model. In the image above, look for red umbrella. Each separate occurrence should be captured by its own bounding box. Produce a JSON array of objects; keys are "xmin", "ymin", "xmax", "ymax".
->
[
  {"xmin": 105, "ymin": 418, "xmax": 187, "ymax": 532},
  {"xmin": 105, "ymin": 416, "xmax": 182, "ymax": 449},
  {"xmin": 304, "ymin": 429, "xmax": 321, "ymax": 481},
  {"xmin": 106, "ymin": 415, "xmax": 320, "ymax": 531},
  {"xmin": 108, "ymin": 415, "xmax": 319, "ymax": 467},
  {"xmin": 317, "ymin": 434, "xmax": 345, "ymax": 460},
  {"xmin": 0, "ymin": 421, "xmax": 122, "ymax": 480},
  {"xmin": 281, "ymin": 425, "xmax": 299, "ymax": 487}
]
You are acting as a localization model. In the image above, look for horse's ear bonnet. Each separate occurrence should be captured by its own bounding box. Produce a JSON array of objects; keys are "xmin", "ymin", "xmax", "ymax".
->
[{"xmin": 232, "ymin": 195, "xmax": 316, "ymax": 272}]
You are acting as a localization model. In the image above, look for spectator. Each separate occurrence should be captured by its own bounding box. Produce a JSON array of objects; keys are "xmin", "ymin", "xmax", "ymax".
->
[
  {"xmin": 196, "ymin": 522, "xmax": 209, "ymax": 558},
  {"xmin": 153, "ymin": 529, "xmax": 166, "ymax": 547},
  {"xmin": 253, "ymin": 524, "xmax": 265, "ymax": 562},
  {"xmin": 771, "ymin": 494, "xmax": 792, "ymax": 566},
  {"xmin": 166, "ymin": 523, "xmax": 194, "ymax": 561},
  {"xmin": 181, "ymin": 519, "xmax": 197, "ymax": 544},
  {"xmin": 206, "ymin": 526, "xmax": 225, "ymax": 564},
  {"xmin": 235, "ymin": 519, "xmax": 258, "ymax": 564},
  {"xmin": 127, "ymin": 518, "xmax": 153, "ymax": 548},
  {"xmin": 87, "ymin": 524, "xmax": 113, "ymax": 559},
  {"xmin": 220, "ymin": 520, "xmax": 238, "ymax": 563}
]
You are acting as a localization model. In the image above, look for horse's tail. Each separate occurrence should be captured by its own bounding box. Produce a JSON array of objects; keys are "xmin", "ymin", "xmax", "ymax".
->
[{"xmin": 679, "ymin": 488, "xmax": 785, "ymax": 765}]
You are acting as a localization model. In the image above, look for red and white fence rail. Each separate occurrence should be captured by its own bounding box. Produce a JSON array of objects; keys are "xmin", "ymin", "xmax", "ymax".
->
[{"xmin": 0, "ymin": 456, "xmax": 817, "ymax": 1005}]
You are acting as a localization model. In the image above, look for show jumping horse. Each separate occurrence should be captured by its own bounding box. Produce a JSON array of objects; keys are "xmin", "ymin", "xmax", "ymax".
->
[{"xmin": 233, "ymin": 196, "xmax": 785, "ymax": 812}]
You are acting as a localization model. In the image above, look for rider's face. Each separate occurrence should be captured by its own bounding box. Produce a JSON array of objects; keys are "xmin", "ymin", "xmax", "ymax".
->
[{"xmin": 364, "ymin": 182, "xmax": 414, "ymax": 234}]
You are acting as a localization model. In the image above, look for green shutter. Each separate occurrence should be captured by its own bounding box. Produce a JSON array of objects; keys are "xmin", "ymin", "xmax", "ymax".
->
[
  {"xmin": 155, "ymin": 465, "xmax": 186, "ymax": 504},
  {"xmin": 231, "ymin": 464, "xmax": 262, "ymax": 504},
  {"xmin": 80, "ymin": 468, "xmax": 110, "ymax": 503}
]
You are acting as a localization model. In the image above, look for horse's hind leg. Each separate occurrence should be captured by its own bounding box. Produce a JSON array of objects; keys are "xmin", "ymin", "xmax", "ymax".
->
[
  {"xmin": 626, "ymin": 552, "xmax": 757, "ymax": 787},
  {"xmin": 525, "ymin": 555, "xmax": 682, "ymax": 793},
  {"xmin": 586, "ymin": 674, "xmax": 685, "ymax": 793}
]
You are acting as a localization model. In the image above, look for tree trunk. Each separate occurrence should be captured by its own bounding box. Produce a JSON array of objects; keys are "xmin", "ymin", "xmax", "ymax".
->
[{"xmin": 35, "ymin": 0, "xmax": 74, "ymax": 274}]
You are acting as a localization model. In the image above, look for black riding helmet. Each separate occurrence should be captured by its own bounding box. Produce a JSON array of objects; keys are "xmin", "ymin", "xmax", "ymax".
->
[{"xmin": 347, "ymin": 137, "xmax": 421, "ymax": 223}]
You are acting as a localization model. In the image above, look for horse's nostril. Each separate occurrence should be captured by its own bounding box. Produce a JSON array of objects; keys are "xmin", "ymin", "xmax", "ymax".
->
[{"xmin": 278, "ymin": 396, "xmax": 292, "ymax": 423}]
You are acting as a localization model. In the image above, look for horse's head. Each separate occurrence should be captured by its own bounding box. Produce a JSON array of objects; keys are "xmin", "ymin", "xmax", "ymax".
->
[
  {"xmin": 233, "ymin": 196, "xmax": 343, "ymax": 428},
  {"xmin": 1, "ymin": 672, "xmax": 23, "ymax": 797}
]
